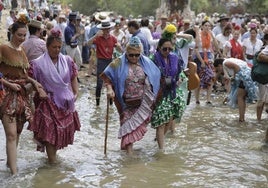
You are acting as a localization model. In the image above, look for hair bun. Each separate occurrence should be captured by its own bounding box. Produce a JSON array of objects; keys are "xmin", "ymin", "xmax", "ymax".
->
[
  {"xmin": 234, "ymin": 25, "xmax": 241, "ymax": 30},
  {"xmin": 50, "ymin": 28, "xmax": 62, "ymax": 38},
  {"xmin": 16, "ymin": 14, "xmax": 30, "ymax": 25}
]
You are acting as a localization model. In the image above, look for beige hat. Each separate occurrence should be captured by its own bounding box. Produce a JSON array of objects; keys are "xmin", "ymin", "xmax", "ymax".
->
[
  {"xmin": 59, "ymin": 14, "xmax": 66, "ymax": 19},
  {"xmin": 160, "ymin": 14, "xmax": 168, "ymax": 19},
  {"xmin": 183, "ymin": 19, "xmax": 191, "ymax": 24},
  {"xmin": 28, "ymin": 19, "xmax": 44, "ymax": 29},
  {"xmin": 97, "ymin": 20, "xmax": 115, "ymax": 29},
  {"xmin": 94, "ymin": 12, "xmax": 107, "ymax": 21}
]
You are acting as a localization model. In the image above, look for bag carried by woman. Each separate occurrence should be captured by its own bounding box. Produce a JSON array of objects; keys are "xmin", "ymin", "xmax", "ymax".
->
[{"xmin": 251, "ymin": 51, "xmax": 268, "ymax": 84}]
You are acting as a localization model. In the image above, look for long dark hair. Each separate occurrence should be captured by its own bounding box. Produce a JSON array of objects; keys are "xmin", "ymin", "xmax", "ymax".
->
[{"xmin": 156, "ymin": 38, "xmax": 172, "ymax": 51}]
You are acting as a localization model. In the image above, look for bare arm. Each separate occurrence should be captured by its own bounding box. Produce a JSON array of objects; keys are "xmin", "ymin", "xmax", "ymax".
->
[
  {"xmin": 2, "ymin": 78, "xmax": 21, "ymax": 91},
  {"xmin": 210, "ymin": 31, "xmax": 222, "ymax": 57},
  {"xmin": 194, "ymin": 29, "xmax": 206, "ymax": 67},
  {"xmin": 176, "ymin": 33, "xmax": 193, "ymax": 41},
  {"xmin": 87, "ymin": 30, "xmax": 102, "ymax": 46},
  {"xmin": 115, "ymin": 42, "xmax": 123, "ymax": 53},
  {"xmin": 26, "ymin": 77, "xmax": 47, "ymax": 98},
  {"xmin": 71, "ymin": 76, "xmax": 79, "ymax": 101},
  {"xmin": 106, "ymin": 84, "xmax": 115, "ymax": 100},
  {"xmin": 223, "ymin": 45, "xmax": 230, "ymax": 58}
]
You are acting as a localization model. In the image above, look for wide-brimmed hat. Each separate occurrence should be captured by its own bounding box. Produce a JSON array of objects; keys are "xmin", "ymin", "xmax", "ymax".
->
[
  {"xmin": 68, "ymin": 12, "xmax": 77, "ymax": 20},
  {"xmin": 28, "ymin": 19, "xmax": 44, "ymax": 29},
  {"xmin": 59, "ymin": 14, "xmax": 66, "ymax": 19},
  {"xmin": 183, "ymin": 19, "xmax": 191, "ymax": 25},
  {"xmin": 76, "ymin": 15, "xmax": 81, "ymax": 20},
  {"xmin": 217, "ymin": 14, "xmax": 230, "ymax": 22},
  {"xmin": 160, "ymin": 14, "xmax": 168, "ymax": 19},
  {"xmin": 97, "ymin": 20, "xmax": 115, "ymax": 29},
  {"xmin": 28, "ymin": 8, "xmax": 34, "ymax": 12},
  {"xmin": 94, "ymin": 12, "xmax": 107, "ymax": 21}
]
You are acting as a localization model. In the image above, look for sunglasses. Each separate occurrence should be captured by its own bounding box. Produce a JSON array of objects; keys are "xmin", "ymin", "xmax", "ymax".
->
[
  {"xmin": 162, "ymin": 47, "xmax": 173, "ymax": 52},
  {"xmin": 128, "ymin": 53, "xmax": 140, "ymax": 57}
]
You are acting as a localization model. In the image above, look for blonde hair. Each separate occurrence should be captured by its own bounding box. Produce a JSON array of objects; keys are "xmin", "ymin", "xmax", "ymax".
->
[
  {"xmin": 126, "ymin": 44, "xmax": 142, "ymax": 53},
  {"xmin": 46, "ymin": 22, "xmax": 54, "ymax": 30}
]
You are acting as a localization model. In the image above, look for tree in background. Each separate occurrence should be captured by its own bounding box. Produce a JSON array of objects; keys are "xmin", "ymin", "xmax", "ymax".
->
[
  {"xmin": 62, "ymin": 0, "xmax": 267, "ymax": 18},
  {"xmin": 62, "ymin": 0, "xmax": 160, "ymax": 18}
]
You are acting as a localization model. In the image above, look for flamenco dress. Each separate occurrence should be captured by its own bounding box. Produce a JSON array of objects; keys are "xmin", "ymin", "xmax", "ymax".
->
[{"xmin": 151, "ymin": 51, "xmax": 186, "ymax": 128}]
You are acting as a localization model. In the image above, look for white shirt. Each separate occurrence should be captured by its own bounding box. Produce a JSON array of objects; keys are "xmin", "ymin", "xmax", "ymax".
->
[
  {"xmin": 242, "ymin": 38, "xmax": 263, "ymax": 56},
  {"xmin": 110, "ymin": 29, "xmax": 125, "ymax": 46},
  {"xmin": 223, "ymin": 58, "xmax": 248, "ymax": 79},
  {"xmin": 216, "ymin": 33, "xmax": 232, "ymax": 50},
  {"xmin": 6, "ymin": 16, "xmax": 14, "ymax": 31}
]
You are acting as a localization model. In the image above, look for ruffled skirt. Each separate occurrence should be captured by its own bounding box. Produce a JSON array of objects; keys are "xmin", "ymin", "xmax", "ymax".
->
[
  {"xmin": 151, "ymin": 73, "xmax": 188, "ymax": 128},
  {"xmin": 228, "ymin": 66, "xmax": 258, "ymax": 108},
  {"xmin": 28, "ymin": 99, "xmax": 81, "ymax": 152},
  {"xmin": 194, "ymin": 52, "xmax": 215, "ymax": 89},
  {"xmin": 119, "ymin": 87, "xmax": 155, "ymax": 150},
  {"xmin": 0, "ymin": 80, "xmax": 32, "ymax": 133}
]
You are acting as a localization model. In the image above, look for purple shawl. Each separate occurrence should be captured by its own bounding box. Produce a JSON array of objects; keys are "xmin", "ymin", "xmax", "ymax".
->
[
  {"xmin": 153, "ymin": 51, "xmax": 181, "ymax": 98},
  {"xmin": 31, "ymin": 52, "xmax": 75, "ymax": 112}
]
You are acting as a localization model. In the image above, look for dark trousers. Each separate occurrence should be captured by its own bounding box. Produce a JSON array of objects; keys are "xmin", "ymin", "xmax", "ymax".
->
[
  {"xmin": 96, "ymin": 58, "xmax": 112, "ymax": 99},
  {"xmin": 82, "ymin": 45, "xmax": 90, "ymax": 63},
  {"xmin": 7, "ymin": 31, "xmax": 11, "ymax": 41}
]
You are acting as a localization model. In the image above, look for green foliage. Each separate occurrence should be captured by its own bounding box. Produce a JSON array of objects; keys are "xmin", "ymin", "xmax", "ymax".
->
[
  {"xmin": 63, "ymin": 0, "xmax": 268, "ymax": 18},
  {"xmin": 65, "ymin": 0, "xmax": 159, "ymax": 17},
  {"xmin": 244, "ymin": 0, "xmax": 268, "ymax": 14},
  {"xmin": 190, "ymin": 0, "xmax": 209, "ymax": 13}
]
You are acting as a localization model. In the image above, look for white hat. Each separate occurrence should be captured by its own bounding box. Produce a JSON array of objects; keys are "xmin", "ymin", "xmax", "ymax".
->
[{"xmin": 97, "ymin": 20, "xmax": 115, "ymax": 29}]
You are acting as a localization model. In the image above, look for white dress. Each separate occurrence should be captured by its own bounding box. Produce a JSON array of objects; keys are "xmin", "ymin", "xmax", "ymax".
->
[{"xmin": 242, "ymin": 38, "xmax": 263, "ymax": 64}]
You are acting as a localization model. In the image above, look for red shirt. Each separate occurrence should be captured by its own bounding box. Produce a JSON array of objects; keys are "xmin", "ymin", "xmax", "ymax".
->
[{"xmin": 93, "ymin": 35, "xmax": 117, "ymax": 60}]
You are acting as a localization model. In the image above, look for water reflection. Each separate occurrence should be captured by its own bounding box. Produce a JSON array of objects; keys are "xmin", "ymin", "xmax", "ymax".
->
[{"xmin": 0, "ymin": 79, "xmax": 268, "ymax": 187}]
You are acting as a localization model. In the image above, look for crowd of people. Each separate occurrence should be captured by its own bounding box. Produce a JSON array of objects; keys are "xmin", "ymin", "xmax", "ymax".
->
[{"xmin": 0, "ymin": 1, "xmax": 268, "ymax": 175}]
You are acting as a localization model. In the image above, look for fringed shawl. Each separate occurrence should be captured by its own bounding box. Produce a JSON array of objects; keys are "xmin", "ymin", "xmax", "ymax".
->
[
  {"xmin": 0, "ymin": 42, "xmax": 29, "ymax": 69},
  {"xmin": 101, "ymin": 53, "xmax": 161, "ymax": 111},
  {"xmin": 31, "ymin": 52, "xmax": 76, "ymax": 112}
]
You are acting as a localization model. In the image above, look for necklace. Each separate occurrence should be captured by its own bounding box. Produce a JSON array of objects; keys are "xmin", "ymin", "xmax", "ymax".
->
[{"xmin": 6, "ymin": 41, "xmax": 28, "ymax": 70}]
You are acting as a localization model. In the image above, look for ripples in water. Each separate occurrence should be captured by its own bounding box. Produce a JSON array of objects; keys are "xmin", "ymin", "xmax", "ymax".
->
[{"xmin": 0, "ymin": 86, "xmax": 268, "ymax": 187}]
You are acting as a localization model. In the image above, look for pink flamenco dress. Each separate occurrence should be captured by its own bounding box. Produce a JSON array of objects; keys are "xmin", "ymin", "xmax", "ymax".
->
[
  {"xmin": 28, "ymin": 53, "xmax": 81, "ymax": 152},
  {"xmin": 100, "ymin": 54, "xmax": 161, "ymax": 150},
  {"xmin": 0, "ymin": 72, "xmax": 5, "ymax": 103}
]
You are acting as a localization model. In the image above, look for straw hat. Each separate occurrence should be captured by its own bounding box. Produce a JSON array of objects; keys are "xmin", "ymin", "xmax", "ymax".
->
[
  {"xmin": 94, "ymin": 12, "xmax": 107, "ymax": 21},
  {"xmin": 160, "ymin": 14, "xmax": 168, "ymax": 20},
  {"xmin": 217, "ymin": 14, "xmax": 230, "ymax": 22},
  {"xmin": 97, "ymin": 20, "xmax": 115, "ymax": 29},
  {"xmin": 59, "ymin": 14, "xmax": 66, "ymax": 19}
]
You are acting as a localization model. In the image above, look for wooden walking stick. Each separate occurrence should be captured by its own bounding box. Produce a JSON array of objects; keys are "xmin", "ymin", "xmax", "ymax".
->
[{"xmin": 104, "ymin": 98, "xmax": 111, "ymax": 155}]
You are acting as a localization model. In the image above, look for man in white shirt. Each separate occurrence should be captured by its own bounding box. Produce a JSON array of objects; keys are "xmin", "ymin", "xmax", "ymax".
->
[
  {"xmin": 55, "ymin": 14, "xmax": 67, "ymax": 54},
  {"xmin": 140, "ymin": 18, "xmax": 159, "ymax": 54}
]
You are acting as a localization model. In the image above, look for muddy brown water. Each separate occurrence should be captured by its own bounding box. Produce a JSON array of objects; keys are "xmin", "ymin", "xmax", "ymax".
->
[{"xmin": 0, "ymin": 75, "xmax": 268, "ymax": 188}]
